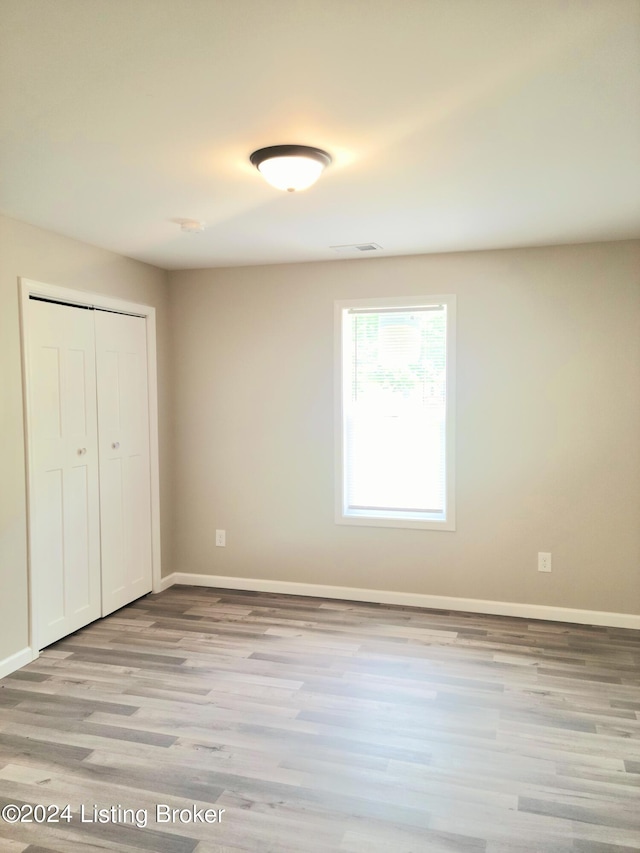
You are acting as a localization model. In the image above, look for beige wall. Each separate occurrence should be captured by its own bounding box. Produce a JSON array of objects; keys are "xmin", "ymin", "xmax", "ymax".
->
[
  {"xmin": 169, "ymin": 240, "xmax": 640, "ymax": 615},
  {"xmin": 0, "ymin": 215, "xmax": 172, "ymax": 662}
]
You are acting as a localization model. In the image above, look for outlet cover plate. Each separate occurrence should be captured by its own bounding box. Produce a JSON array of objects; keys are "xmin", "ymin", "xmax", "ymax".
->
[{"xmin": 538, "ymin": 552, "xmax": 552, "ymax": 572}]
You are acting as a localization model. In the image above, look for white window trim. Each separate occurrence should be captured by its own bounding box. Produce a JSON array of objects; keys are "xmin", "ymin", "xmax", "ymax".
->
[{"xmin": 334, "ymin": 294, "xmax": 456, "ymax": 531}]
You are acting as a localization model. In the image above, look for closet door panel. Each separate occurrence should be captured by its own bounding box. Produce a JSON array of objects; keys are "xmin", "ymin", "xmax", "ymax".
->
[
  {"xmin": 95, "ymin": 311, "xmax": 152, "ymax": 615},
  {"xmin": 28, "ymin": 300, "xmax": 102, "ymax": 649}
]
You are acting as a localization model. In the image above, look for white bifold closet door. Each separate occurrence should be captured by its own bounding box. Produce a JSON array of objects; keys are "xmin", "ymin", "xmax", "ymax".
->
[
  {"xmin": 28, "ymin": 299, "xmax": 102, "ymax": 648},
  {"xmin": 95, "ymin": 310, "xmax": 152, "ymax": 616},
  {"xmin": 28, "ymin": 299, "xmax": 153, "ymax": 649}
]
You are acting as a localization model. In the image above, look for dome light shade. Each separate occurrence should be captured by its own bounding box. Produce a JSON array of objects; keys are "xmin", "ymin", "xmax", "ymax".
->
[{"xmin": 250, "ymin": 145, "xmax": 332, "ymax": 192}]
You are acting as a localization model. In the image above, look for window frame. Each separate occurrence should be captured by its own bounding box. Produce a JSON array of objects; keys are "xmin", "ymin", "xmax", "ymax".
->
[{"xmin": 334, "ymin": 294, "xmax": 456, "ymax": 531}]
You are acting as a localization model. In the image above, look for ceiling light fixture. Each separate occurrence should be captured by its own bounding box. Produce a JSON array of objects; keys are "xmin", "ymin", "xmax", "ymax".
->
[{"xmin": 250, "ymin": 145, "xmax": 332, "ymax": 192}]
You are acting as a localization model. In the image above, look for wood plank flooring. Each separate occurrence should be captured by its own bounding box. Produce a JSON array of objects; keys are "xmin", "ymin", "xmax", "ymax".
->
[{"xmin": 0, "ymin": 585, "xmax": 639, "ymax": 852}]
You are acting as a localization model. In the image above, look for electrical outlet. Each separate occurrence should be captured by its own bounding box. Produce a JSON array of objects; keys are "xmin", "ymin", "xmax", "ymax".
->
[
  {"xmin": 215, "ymin": 529, "xmax": 226, "ymax": 547},
  {"xmin": 538, "ymin": 552, "xmax": 552, "ymax": 573}
]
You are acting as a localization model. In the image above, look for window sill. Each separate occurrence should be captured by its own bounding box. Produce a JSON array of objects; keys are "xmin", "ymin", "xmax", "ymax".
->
[{"xmin": 336, "ymin": 513, "xmax": 456, "ymax": 532}]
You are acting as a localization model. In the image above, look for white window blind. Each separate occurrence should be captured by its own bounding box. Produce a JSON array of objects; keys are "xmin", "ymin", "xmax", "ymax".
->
[{"xmin": 337, "ymin": 295, "xmax": 455, "ymax": 530}]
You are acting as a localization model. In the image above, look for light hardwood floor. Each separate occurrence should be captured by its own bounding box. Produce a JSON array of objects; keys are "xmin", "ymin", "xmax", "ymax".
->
[{"xmin": 0, "ymin": 585, "xmax": 639, "ymax": 852}]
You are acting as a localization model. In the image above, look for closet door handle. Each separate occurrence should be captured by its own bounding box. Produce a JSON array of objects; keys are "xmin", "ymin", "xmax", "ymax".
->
[
  {"xmin": 112, "ymin": 441, "xmax": 120, "ymax": 449},
  {"xmin": 78, "ymin": 447, "xmax": 87, "ymax": 455}
]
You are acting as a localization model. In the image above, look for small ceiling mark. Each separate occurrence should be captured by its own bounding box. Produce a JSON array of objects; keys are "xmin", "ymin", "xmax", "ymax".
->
[{"xmin": 172, "ymin": 218, "xmax": 207, "ymax": 234}]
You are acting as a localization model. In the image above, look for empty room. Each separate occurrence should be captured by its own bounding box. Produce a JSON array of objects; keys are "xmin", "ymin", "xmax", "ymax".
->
[{"xmin": 1, "ymin": 1, "xmax": 639, "ymax": 851}]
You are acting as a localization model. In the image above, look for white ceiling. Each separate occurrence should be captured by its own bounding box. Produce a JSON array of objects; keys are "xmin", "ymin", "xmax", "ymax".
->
[{"xmin": 1, "ymin": 0, "xmax": 639, "ymax": 270}]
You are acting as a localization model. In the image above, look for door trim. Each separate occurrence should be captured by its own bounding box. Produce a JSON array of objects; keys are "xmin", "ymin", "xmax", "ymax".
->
[{"xmin": 19, "ymin": 278, "xmax": 163, "ymax": 652}]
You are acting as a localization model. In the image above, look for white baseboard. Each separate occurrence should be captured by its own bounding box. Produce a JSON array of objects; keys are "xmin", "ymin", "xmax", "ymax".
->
[
  {"xmin": 158, "ymin": 572, "xmax": 640, "ymax": 630},
  {"xmin": 157, "ymin": 573, "xmax": 176, "ymax": 593},
  {"xmin": 0, "ymin": 647, "xmax": 35, "ymax": 680}
]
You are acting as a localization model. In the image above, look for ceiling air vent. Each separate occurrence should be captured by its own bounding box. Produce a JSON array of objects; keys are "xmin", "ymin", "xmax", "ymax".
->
[{"xmin": 330, "ymin": 243, "xmax": 383, "ymax": 254}]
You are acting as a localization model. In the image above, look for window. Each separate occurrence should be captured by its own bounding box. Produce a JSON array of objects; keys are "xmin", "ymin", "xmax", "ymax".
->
[{"xmin": 336, "ymin": 295, "xmax": 455, "ymax": 530}]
